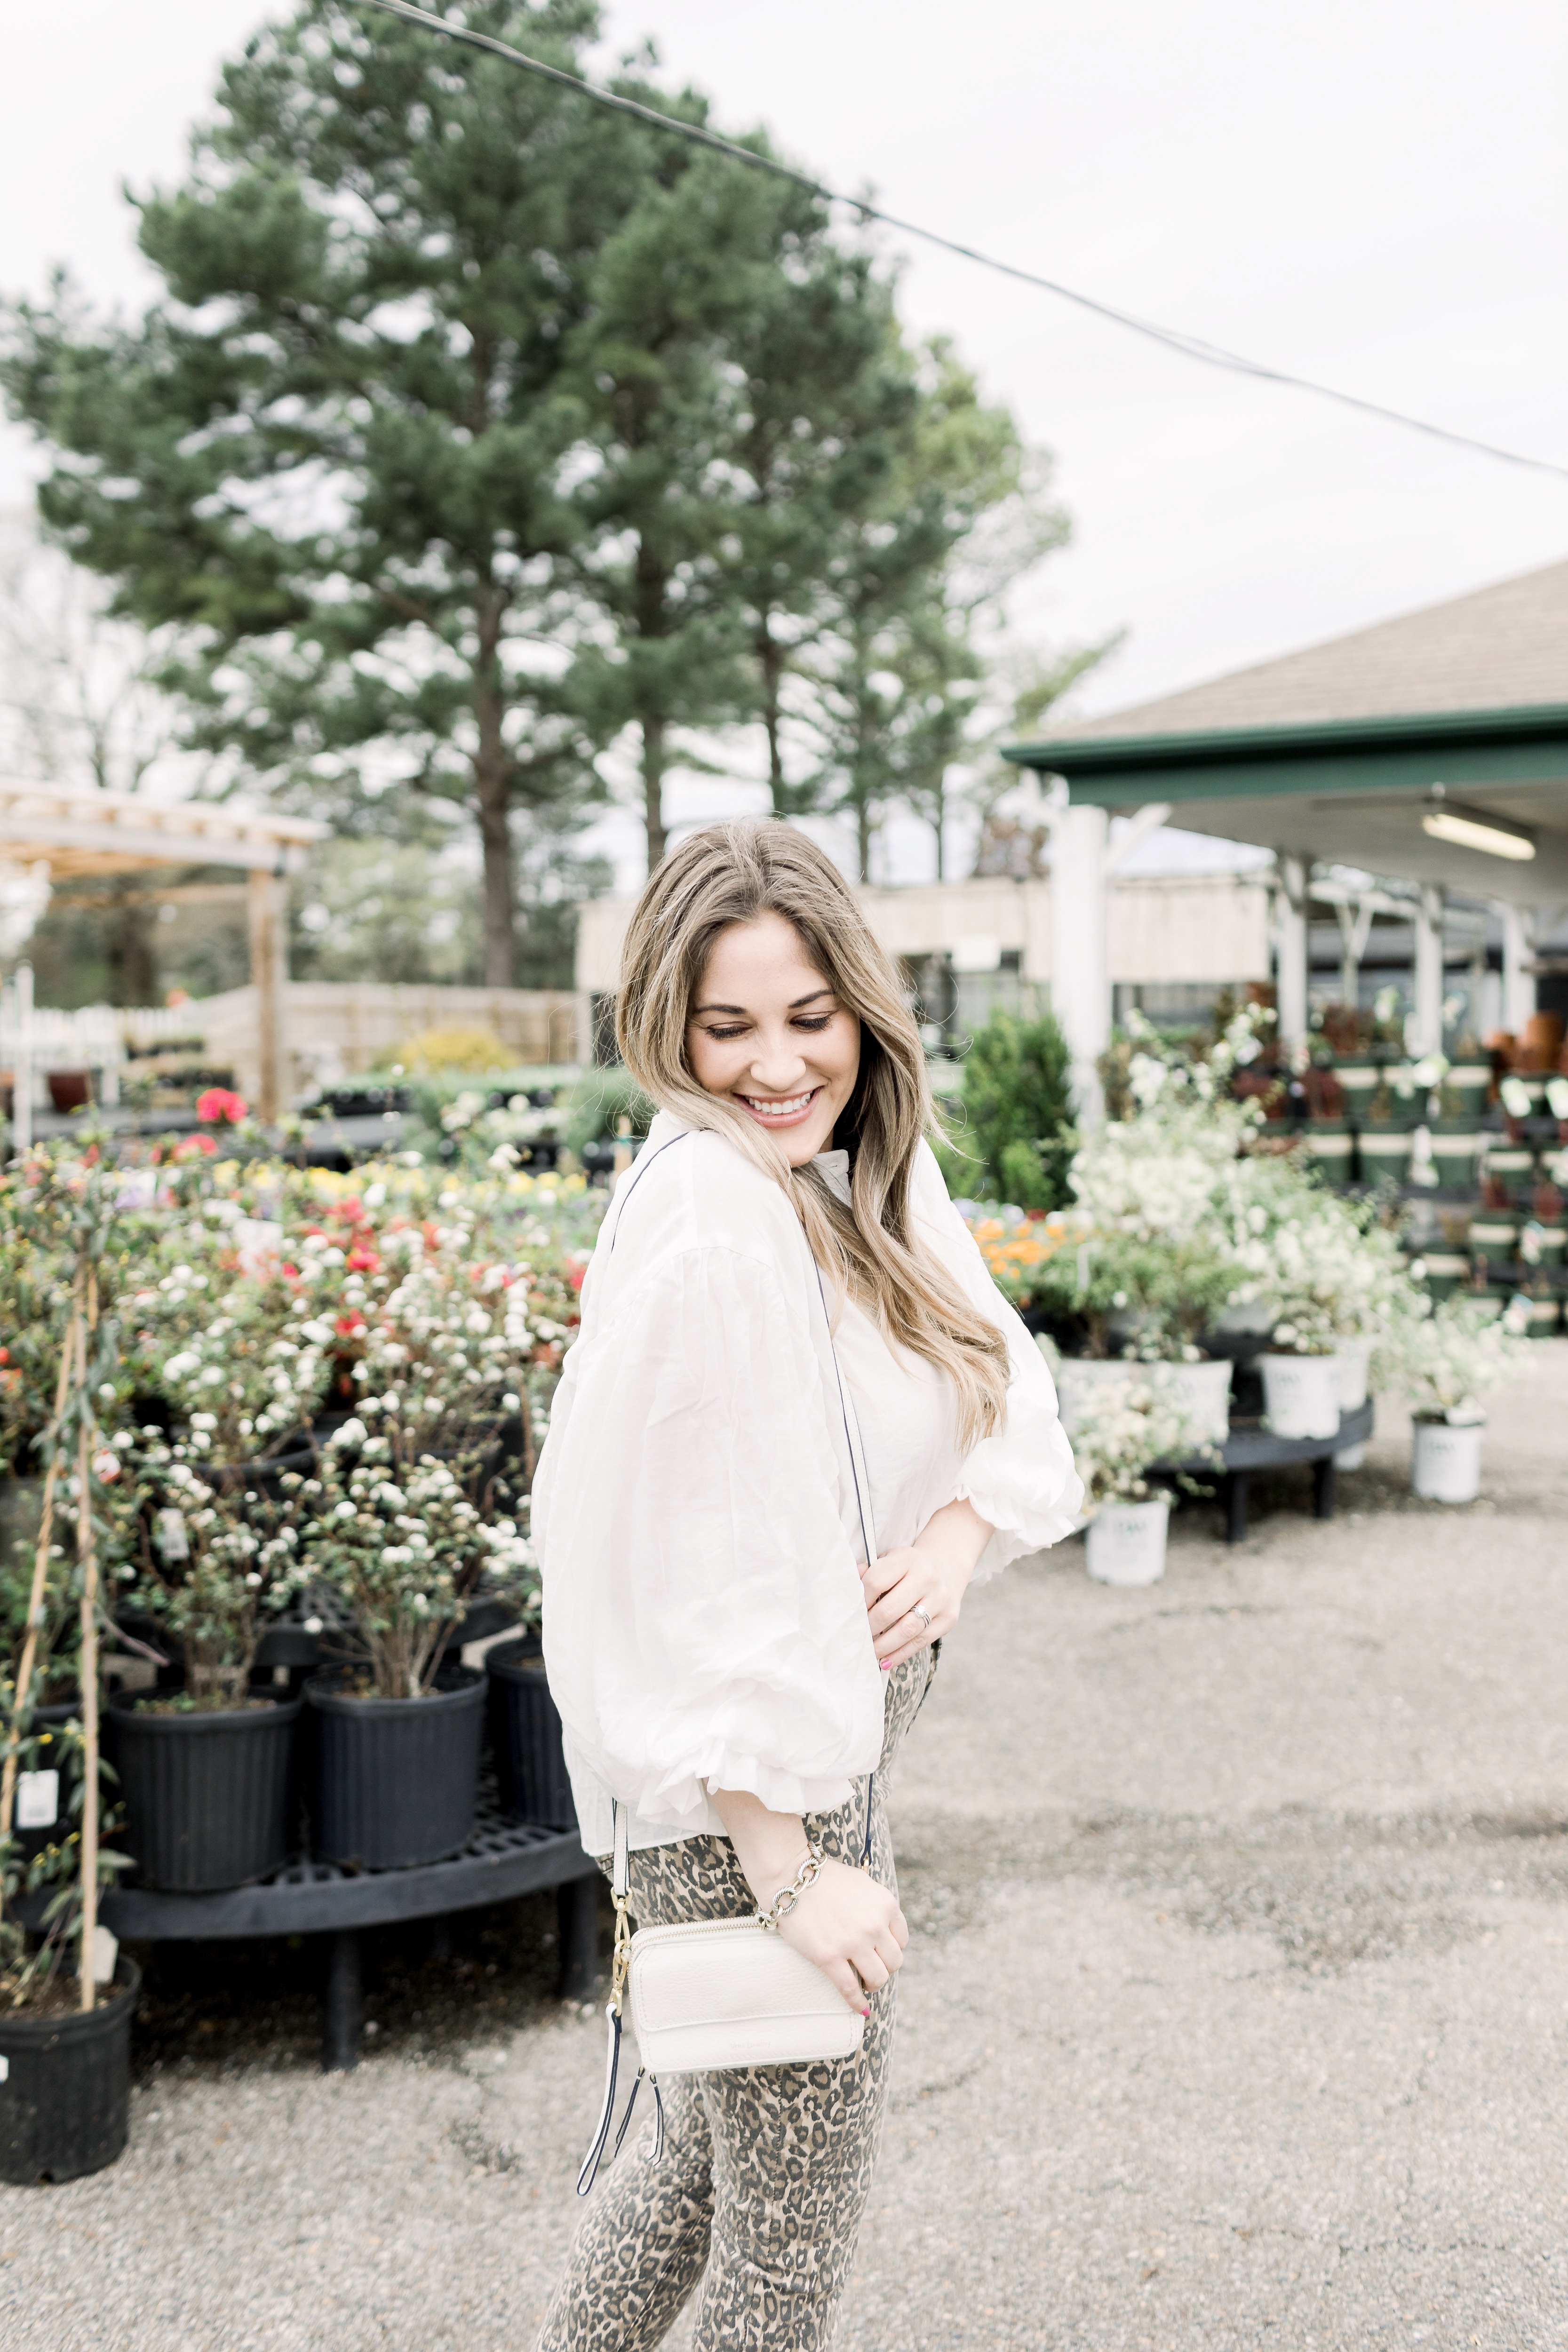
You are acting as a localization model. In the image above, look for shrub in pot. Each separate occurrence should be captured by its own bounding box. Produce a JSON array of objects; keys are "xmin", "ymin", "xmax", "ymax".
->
[
  {"xmin": 1393, "ymin": 1296, "xmax": 1522, "ymax": 1505},
  {"xmin": 1069, "ymin": 1374, "xmax": 1212, "ymax": 1587},
  {"xmin": 300, "ymin": 1424, "xmax": 536, "ymax": 1868},
  {"xmin": 104, "ymin": 1438, "xmax": 309, "ymax": 1892}
]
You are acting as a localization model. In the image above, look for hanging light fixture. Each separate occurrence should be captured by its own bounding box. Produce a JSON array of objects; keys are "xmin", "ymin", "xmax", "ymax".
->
[{"xmin": 1420, "ymin": 809, "xmax": 1536, "ymax": 861}]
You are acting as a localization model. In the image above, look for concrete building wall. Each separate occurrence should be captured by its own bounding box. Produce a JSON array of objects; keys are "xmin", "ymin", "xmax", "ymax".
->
[{"xmin": 576, "ymin": 873, "xmax": 1271, "ymax": 999}]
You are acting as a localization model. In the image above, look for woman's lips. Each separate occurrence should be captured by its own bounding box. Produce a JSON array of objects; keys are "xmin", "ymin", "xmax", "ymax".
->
[{"xmin": 736, "ymin": 1087, "xmax": 822, "ymax": 1129}]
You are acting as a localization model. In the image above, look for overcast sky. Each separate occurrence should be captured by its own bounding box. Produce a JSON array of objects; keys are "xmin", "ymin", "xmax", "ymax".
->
[{"xmin": 0, "ymin": 1, "xmax": 1564, "ymax": 884}]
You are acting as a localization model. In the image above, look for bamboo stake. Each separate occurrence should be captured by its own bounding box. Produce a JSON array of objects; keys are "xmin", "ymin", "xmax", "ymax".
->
[
  {"xmin": 77, "ymin": 1279, "xmax": 101, "ymax": 2012},
  {"xmin": 0, "ymin": 1313, "xmax": 77, "ymax": 1856}
]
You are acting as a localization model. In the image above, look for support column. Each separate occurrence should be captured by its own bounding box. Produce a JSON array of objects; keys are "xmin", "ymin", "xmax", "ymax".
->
[
  {"xmin": 1335, "ymin": 899, "xmax": 1374, "ymax": 1009},
  {"xmin": 1412, "ymin": 884, "xmax": 1445, "ymax": 1057},
  {"xmin": 247, "ymin": 866, "xmax": 289, "ymax": 1124},
  {"xmin": 1050, "ymin": 801, "xmax": 1109, "ymax": 1127},
  {"xmin": 1499, "ymin": 904, "xmax": 1536, "ymax": 1038},
  {"xmin": 1274, "ymin": 855, "xmax": 1308, "ymax": 1055},
  {"xmin": 10, "ymin": 961, "xmax": 33, "ymax": 1158}
]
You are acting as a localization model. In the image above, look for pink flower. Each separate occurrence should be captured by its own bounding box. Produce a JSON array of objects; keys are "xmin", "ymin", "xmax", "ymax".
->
[{"xmin": 196, "ymin": 1088, "xmax": 249, "ymax": 1126}]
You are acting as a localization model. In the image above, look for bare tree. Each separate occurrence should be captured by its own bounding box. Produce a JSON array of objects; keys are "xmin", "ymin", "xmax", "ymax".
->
[{"xmin": 0, "ymin": 513, "xmax": 222, "ymax": 996}]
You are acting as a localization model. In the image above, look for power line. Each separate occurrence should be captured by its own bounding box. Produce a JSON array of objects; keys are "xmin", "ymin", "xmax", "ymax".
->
[{"xmin": 357, "ymin": 0, "xmax": 1568, "ymax": 486}]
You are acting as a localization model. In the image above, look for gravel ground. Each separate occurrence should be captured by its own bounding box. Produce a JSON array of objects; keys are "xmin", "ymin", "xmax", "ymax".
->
[{"xmin": 4, "ymin": 1344, "xmax": 1567, "ymax": 2351}]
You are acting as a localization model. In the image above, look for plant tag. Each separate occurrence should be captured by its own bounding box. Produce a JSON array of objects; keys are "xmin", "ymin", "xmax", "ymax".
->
[
  {"xmin": 16, "ymin": 1769, "xmax": 59, "ymax": 1830},
  {"xmin": 92, "ymin": 1926, "xmax": 119, "ymax": 1986},
  {"xmin": 155, "ymin": 1508, "xmax": 190, "ymax": 1562}
]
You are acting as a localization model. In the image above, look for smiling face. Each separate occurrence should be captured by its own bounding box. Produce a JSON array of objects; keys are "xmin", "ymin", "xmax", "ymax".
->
[{"xmin": 686, "ymin": 911, "xmax": 862, "ymax": 1168}]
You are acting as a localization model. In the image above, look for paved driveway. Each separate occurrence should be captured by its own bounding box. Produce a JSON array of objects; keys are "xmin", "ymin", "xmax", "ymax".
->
[{"xmin": 4, "ymin": 1347, "xmax": 1566, "ymax": 2351}]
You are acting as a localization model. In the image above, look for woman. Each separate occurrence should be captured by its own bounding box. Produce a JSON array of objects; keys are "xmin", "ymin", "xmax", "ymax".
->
[{"xmin": 534, "ymin": 820, "xmax": 1081, "ymax": 2350}]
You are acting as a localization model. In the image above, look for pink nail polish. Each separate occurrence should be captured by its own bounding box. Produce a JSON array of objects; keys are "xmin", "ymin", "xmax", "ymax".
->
[{"xmin": 879, "ymin": 1659, "xmax": 891, "ymax": 1672}]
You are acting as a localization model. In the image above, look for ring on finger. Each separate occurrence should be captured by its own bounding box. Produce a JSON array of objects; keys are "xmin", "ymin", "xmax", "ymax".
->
[{"xmin": 910, "ymin": 1603, "xmax": 932, "ymax": 1633}]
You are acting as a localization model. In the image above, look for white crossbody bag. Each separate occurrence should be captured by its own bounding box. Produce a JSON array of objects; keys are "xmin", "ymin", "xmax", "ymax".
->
[{"xmin": 578, "ymin": 1135, "xmax": 881, "ymax": 2197}]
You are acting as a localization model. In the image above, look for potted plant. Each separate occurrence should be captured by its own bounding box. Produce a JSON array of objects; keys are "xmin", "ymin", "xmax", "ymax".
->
[
  {"xmin": 1355, "ymin": 1065, "xmax": 1420, "ymax": 1188},
  {"xmin": 1439, "ymin": 1046, "xmax": 1493, "ymax": 1122},
  {"xmin": 1394, "ymin": 1297, "xmax": 1520, "ymax": 1503},
  {"xmin": 1031, "ymin": 1088, "xmax": 1253, "ymax": 1442},
  {"xmin": 104, "ymin": 1439, "xmax": 308, "ymax": 1892},
  {"xmin": 1467, "ymin": 1208, "xmax": 1519, "ymax": 1277},
  {"xmin": 1068, "ymin": 1373, "xmax": 1210, "ymax": 1587},
  {"xmin": 300, "ymin": 1430, "xmax": 533, "ymax": 1867},
  {"xmin": 0, "ymin": 1172, "xmax": 136, "ymax": 2187},
  {"xmin": 1218, "ymin": 1157, "xmax": 1424, "ymax": 1443}
]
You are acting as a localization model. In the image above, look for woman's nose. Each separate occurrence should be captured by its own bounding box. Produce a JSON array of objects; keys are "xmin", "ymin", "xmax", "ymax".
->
[{"xmin": 745, "ymin": 1030, "xmax": 809, "ymax": 1091}]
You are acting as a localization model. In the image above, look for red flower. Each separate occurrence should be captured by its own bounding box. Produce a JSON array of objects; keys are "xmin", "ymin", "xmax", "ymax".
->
[
  {"xmin": 346, "ymin": 1246, "xmax": 381, "ymax": 1272},
  {"xmin": 173, "ymin": 1135, "xmax": 218, "ymax": 1161},
  {"xmin": 196, "ymin": 1087, "xmax": 249, "ymax": 1126},
  {"xmin": 334, "ymin": 1313, "xmax": 366, "ymax": 1336}
]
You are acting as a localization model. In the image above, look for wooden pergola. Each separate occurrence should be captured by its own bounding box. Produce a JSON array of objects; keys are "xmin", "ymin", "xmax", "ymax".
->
[{"xmin": 0, "ymin": 780, "xmax": 328, "ymax": 1125}]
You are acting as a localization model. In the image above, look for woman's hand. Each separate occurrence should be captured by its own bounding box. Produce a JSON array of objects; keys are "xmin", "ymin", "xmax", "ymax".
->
[
  {"xmin": 775, "ymin": 1857, "xmax": 907, "ymax": 2014},
  {"xmin": 707, "ymin": 1788, "xmax": 908, "ymax": 2014},
  {"xmin": 861, "ymin": 1496, "xmax": 995, "ymax": 1673}
]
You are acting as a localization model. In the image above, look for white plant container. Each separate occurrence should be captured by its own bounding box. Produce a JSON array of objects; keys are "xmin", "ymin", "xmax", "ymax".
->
[
  {"xmin": 1411, "ymin": 1415, "xmax": 1484, "ymax": 1503},
  {"xmin": 1330, "ymin": 1339, "xmax": 1373, "ymax": 1413},
  {"xmin": 1051, "ymin": 1357, "xmax": 1144, "ymax": 1440},
  {"xmin": 1085, "ymin": 1496, "xmax": 1170, "ymax": 1587},
  {"xmin": 1258, "ymin": 1351, "xmax": 1342, "ymax": 1440},
  {"xmin": 1053, "ymin": 1354, "xmax": 1232, "ymax": 1446},
  {"xmin": 1161, "ymin": 1356, "xmax": 1234, "ymax": 1446}
]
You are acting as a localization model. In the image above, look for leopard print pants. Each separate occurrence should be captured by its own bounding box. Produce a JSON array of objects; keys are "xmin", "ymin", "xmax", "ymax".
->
[{"xmin": 535, "ymin": 1650, "xmax": 935, "ymax": 2352}]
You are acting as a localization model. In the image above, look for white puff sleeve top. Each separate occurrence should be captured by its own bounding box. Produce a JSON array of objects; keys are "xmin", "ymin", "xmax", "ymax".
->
[{"xmin": 533, "ymin": 1111, "xmax": 1081, "ymax": 1855}]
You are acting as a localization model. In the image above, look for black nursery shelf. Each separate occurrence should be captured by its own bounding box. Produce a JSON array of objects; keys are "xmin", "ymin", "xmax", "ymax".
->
[{"xmin": 101, "ymin": 1779, "xmax": 592, "ymax": 1943}]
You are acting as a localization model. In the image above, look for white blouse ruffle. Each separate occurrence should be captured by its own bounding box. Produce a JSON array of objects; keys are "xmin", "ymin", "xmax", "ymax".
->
[{"xmin": 533, "ymin": 1111, "xmax": 1081, "ymax": 1855}]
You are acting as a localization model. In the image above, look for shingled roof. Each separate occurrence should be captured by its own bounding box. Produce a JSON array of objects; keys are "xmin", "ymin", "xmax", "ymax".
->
[{"xmin": 1054, "ymin": 557, "xmax": 1568, "ymax": 741}]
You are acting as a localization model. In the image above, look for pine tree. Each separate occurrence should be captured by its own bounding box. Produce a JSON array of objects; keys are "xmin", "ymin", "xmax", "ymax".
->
[{"xmin": 0, "ymin": 1, "xmax": 643, "ymax": 983}]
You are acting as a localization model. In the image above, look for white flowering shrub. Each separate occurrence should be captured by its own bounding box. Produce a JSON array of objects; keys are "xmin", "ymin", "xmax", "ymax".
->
[
  {"xmin": 1386, "ymin": 1297, "xmax": 1522, "ymax": 1424},
  {"xmin": 1068, "ymin": 1371, "xmax": 1213, "ymax": 1509},
  {"xmin": 1216, "ymin": 1153, "xmax": 1426, "ymax": 1367},
  {"xmin": 297, "ymin": 1426, "xmax": 538, "ymax": 1698},
  {"xmin": 106, "ymin": 1437, "xmax": 309, "ymax": 1705},
  {"xmin": 128, "ymin": 1181, "xmax": 341, "ymax": 1460}
]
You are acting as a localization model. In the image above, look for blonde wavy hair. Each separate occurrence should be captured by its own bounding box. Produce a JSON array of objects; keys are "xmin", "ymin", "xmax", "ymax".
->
[{"xmin": 616, "ymin": 819, "xmax": 1009, "ymax": 1446}]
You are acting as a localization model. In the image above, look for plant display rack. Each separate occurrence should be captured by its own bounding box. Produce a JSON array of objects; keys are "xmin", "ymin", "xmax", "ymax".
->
[
  {"xmin": 23, "ymin": 1770, "xmax": 598, "ymax": 2072},
  {"xmin": 1157, "ymin": 1399, "xmax": 1375, "ymax": 1545}
]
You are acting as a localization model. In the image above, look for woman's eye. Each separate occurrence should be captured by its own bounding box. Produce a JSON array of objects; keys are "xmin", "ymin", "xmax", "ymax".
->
[
  {"xmin": 794, "ymin": 1017, "xmax": 832, "ymax": 1033},
  {"xmin": 703, "ymin": 1025, "xmax": 747, "ymax": 1042}
]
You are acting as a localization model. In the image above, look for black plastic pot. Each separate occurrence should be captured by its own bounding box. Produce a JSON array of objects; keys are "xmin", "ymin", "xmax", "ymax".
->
[
  {"xmin": 487, "ymin": 1635, "xmax": 576, "ymax": 1830},
  {"xmin": 109, "ymin": 1687, "xmax": 302, "ymax": 1891},
  {"xmin": 0, "ymin": 1958, "xmax": 141, "ymax": 2185},
  {"xmin": 306, "ymin": 1667, "xmax": 485, "ymax": 1869}
]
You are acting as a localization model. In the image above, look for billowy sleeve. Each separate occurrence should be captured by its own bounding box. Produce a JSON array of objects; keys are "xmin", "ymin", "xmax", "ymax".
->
[
  {"xmin": 534, "ymin": 1245, "xmax": 885, "ymax": 1839},
  {"xmin": 912, "ymin": 1145, "xmax": 1084, "ymax": 1576}
]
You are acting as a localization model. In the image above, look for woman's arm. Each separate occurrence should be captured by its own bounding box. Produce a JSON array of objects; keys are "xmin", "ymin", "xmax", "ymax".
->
[
  {"xmin": 859, "ymin": 1494, "xmax": 995, "ymax": 1674},
  {"xmin": 708, "ymin": 1784, "xmax": 908, "ymax": 2014}
]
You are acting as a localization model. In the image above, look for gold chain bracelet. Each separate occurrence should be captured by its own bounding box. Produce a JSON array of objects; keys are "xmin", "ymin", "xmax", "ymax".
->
[{"xmin": 756, "ymin": 1841, "xmax": 826, "ymax": 1931}]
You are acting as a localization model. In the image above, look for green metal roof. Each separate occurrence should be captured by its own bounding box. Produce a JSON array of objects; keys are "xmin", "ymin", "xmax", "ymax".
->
[
  {"xmin": 1002, "ymin": 702, "xmax": 1568, "ymax": 906},
  {"xmin": 1003, "ymin": 704, "xmax": 1568, "ymax": 808}
]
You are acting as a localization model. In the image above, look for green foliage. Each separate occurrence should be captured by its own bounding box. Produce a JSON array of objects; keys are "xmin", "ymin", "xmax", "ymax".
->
[
  {"xmin": 0, "ymin": 0, "xmax": 1084, "ymax": 930},
  {"xmin": 952, "ymin": 1010, "xmax": 1075, "ymax": 1208},
  {"xmin": 1, "ymin": 0, "xmax": 633, "ymax": 980},
  {"xmin": 558, "ymin": 1066, "xmax": 655, "ymax": 1156}
]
